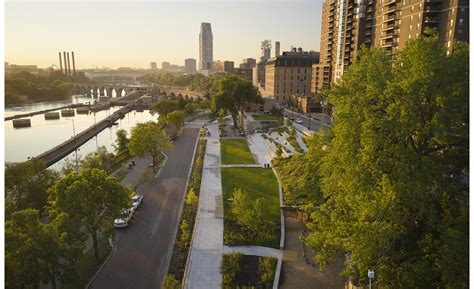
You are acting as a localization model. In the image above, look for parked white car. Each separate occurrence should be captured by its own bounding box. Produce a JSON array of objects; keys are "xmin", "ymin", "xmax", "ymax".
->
[
  {"xmin": 132, "ymin": 195, "xmax": 143, "ymax": 210},
  {"xmin": 295, "ymin": 118, "xmax": 303, "ymax": 124},
  {"xmin": 114, "ymin": 208, "xmax": 134, "ymax": 228}
]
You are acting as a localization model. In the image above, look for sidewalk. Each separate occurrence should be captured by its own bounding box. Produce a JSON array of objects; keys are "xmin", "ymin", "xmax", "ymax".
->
[{"xmin": 185, "ymin": 122, "xmax": 224, "ymax": 289}]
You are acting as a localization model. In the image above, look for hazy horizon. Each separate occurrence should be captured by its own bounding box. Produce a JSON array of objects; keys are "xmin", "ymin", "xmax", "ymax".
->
[{"xmin": 5, "ymin": 0, "xmax": 322, "ymax": 69}]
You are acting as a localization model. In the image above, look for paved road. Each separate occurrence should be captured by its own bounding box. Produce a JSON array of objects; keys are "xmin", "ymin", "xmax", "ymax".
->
[
  {"xmin": 284, "ymin": 109, "xmax": 331, "ymax": 133},
  {"xmin": 90, "ymin": 125, "xmax": 201, "ymax": 289}
]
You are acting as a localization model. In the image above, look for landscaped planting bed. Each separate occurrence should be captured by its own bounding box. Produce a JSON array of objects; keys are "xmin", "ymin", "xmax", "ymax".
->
[
  {"xmin": 252, "ymin": 114, "xmax": 281, "ymax": 121},
  {"xmin": 166, "ymin": 138, "xmax": 207, "ymax": 285},
  {"xmin": 221, "ymin": 253, "xmax": 277, "ymax": 289},
  {"xmin": 221, "ymin": 167, "xmax": 280, "ymax": 248},
  {"xmin": 220, "ymin": 139, "xmax": 255, "ymax": 164}
]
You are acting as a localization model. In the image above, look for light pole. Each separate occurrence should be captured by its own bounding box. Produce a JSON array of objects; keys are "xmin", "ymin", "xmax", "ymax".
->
[
  {"xmin": 67, "ymin": 118, "xmax": 79, "ymax": 172},
  {"xmin": 368, "ymin": 269, "xmax": 375, "ymax": 289}
]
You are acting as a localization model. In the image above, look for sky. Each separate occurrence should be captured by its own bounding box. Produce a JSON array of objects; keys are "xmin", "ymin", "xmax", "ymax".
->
[{"xmin": 5, "ymin": 0, "xmax": 322, "ymax": 69}]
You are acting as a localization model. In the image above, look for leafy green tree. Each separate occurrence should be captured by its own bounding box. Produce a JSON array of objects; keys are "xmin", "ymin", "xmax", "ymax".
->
[
  {"xmin": 165, "ymin": 110, "xmax": 185, "ymax": 139},
  {"xmin": 150, "ymin": 99, "xmax": 180, "ymax": 118},
  {"xmin": 5, "ymin": 159, "xmax": 58, "ymax": 216},
  {"xmin": 48, "ymin": 168, "xmax": 129, "ymax": 263},
  {"xmin": 113, "ymin": 129, "xmax": 130, "ymax": 156},
  {"xmin": 80, "ymin": 146, "xmax": 114, "ymax": 171},
  {"xmin": 129, "ymin": 121, "xmax": 173, "ymax": 172},
  {"xmin": 59, "ymin": 156, "xmax": 81, "ymax": 176},
  {"xmin": 211, "ymin": 74, "xmax": 262, "ymax": 129},
  {"xmin": 231, "ymin": 189, "xmax": 274, "ymax": 241},
  {"xmin": 184, "ymin": 102, "xmax": 199, "ymax": 114},
  {"xmin": 305, "ymin": 34, "xmax": 468, "ymax": 288},
  {"xmin": 5, "ymin": 209, "xmax": 81, "ymax": 289},
  {"xmin": 198, "ymin": 99, "xmax": 210, "ymax": 111}
]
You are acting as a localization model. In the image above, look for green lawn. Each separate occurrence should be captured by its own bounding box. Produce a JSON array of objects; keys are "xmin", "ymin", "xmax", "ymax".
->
[
  {"xmin": 221, "ymin": 167, "xmax": 280, "ymax": 248},
  {"xmin": 252, "ymin": 114, "xmax": 281, "ymax": 121},
  {"xmin": 220, "ymin": 139, "xmax": 255, "ymax": 164}
]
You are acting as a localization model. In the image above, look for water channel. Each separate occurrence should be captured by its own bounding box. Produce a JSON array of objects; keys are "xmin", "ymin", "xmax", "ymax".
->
[{"xmin": 5, "ymin": 95, "xmax": 156, "ymax": 170}]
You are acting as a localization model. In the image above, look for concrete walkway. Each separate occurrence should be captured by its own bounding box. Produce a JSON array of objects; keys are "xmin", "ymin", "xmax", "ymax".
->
[
  {"xmin": 185, "ymin": 121, "xmax": 224, "ymax": 289},
  {"xmin": 223, "ymin": 245, "xmax": 283, "ymax": 259},
  {"xmin": 184, "ymin": 123, "xmax": 285, "ymax": 289}
]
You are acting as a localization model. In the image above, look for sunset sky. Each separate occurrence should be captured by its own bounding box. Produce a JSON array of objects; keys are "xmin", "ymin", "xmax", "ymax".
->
[{"xmin": 5, "ymin": 0, "xmax": 322, "ymax": 69}]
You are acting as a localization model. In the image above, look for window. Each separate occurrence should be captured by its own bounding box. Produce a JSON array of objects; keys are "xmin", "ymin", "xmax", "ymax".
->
[
  {"xmin": 459, "ymin": 18, "xmax": 464, "ymax": 26},
  {"xmin": 409, "ymin": 25, "xmax": 412, "ymax": 31},
  {"xmin": 447, "ymin": 40, "xmax": 451, "ymax": 48},
  {"xmin": 418, "ymin": 13, "xmax": 421, "ymax": 19},
  {"xmin": 409, "ymin": 34, "xmax": 412, "ymax": 39},
  {"xmin": 410, "ymin": 15, "xmax": 413, "ymax": 22},
  {"xmin": 451, "ymin": 19, "xmax": 454, "ymax": 26}
]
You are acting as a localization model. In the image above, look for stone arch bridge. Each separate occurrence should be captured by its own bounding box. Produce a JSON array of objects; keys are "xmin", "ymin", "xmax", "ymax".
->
[{"xmin": 72, "ymin": 84, "xmax": 204, "ymax": 101}]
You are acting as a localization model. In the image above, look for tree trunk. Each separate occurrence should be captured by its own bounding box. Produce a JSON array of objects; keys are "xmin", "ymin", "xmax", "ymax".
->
[
  {"xmin": 231, "ymin": 113, "xmax": 238, "ymax": 129},
  {"xmin": 240, "ymin": 108, "xmax": 245, "ymax": 129},
  {"xmin": 50, "ymin": 277, "xmax": 57, "ymax": 289},
  {"xmin": 152, "ymin": 155, "xmax": 157, "ymax": 172},
  {"xmin": 92, "ymin": 230, "xmax": 100, "ymax": 263}
]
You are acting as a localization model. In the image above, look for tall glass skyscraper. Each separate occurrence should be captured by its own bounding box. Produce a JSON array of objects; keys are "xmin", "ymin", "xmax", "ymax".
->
[{"xmin": 199, "ymin": 22, "xmax": 213, "ymax": 72}]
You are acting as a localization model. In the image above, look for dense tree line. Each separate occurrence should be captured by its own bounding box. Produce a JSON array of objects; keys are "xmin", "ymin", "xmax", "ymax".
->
[
  {"xmin": 5, "ymin": 72, "xmax": 77, "ymax": 105},
  {"xmin": 275, "ymin": 34, "xmax": 468, "ymax": 288},
  {"xmin": 139, "ymin": 72, "xmax": 206, "ymax": 88}
]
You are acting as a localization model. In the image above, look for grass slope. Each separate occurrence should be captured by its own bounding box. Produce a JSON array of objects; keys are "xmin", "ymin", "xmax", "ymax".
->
[
  {"xmin": 220, "ymin": 139, "xmax": 255, "ymax": 165},
  {"xmin": 221, "ymin": 167, "xmax": 280, "ymax": 248}
]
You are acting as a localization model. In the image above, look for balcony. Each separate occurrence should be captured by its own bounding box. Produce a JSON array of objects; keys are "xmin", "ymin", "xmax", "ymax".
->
[
  {"xmin": 347, "ymin": 17, "xmax": 353, "ymax": 24},
  {"xmin": 381, "ymin": 24, "xmax": 397, "ymax": 31},
  {"xmin": 384, "ymin": 6, "xmax": 397, "ymax": 13},
  {"xmin": 381, "ymin": 33, "xmax": 397, "ymax": 40},
  {"xmin": 383, "ymin": 15, "xmax": 396, "ymax": 22},
  {"xmin": 383, "ymin": 0, "xmax": 396, "ymax": 6},
  {"xmin": 366, "ymin": 7, "xmax": 374, "ymax": 13}
]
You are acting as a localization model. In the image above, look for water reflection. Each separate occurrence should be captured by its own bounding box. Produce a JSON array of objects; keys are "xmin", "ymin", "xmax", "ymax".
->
[{"xmin": 5, "ymin": 95, "xmax": 157, "ymax": 170}]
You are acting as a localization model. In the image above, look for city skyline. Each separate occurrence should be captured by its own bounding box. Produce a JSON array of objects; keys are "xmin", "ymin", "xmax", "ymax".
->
[{"xmin": 5, "ymin": 0, "xmax": 322, "ymax": 69}]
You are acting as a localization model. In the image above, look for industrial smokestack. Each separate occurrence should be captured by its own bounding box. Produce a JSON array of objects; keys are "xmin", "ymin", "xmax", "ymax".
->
[
  {"xmin": 71, "ymin": 51, "xmax": 76, "ymax": 76},
  {"xmin": 58, "ymin": 52, "xmax": 63, "ymax": 74},
  {"xmin": 67, "ymin": 52, "xmax": 71, "ymax": 76},
  {"xmin": 63, "ymin": 52, "xmax": 67, "ymax": 76},
  {"xmin": 275, "ymin": 41, "xmax": 280, "ymax": 57}
]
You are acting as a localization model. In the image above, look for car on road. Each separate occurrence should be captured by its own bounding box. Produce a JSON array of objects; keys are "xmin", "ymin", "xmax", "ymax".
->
[
  {"xmin": 295, "ymin": 118, "xmax": 303, "ymax": 124},
  {"xmin": 114, "ymin": 208, "xmax": 134, "ymax": 228},
  {"xmin": 132, "ymin": 195, "xmax": 143, "ymax": 210}
]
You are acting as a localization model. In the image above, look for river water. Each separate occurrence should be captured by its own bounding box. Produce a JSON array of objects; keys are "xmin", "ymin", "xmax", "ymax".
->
[{"xmin": 5, "ymin": 95, "xmax": 156, "ymax": 170}]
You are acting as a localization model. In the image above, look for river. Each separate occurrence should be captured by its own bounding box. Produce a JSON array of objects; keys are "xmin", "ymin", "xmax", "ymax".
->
[{"xmin": 5, "ymin": 95, "xmax": 156, "ymax": 170}]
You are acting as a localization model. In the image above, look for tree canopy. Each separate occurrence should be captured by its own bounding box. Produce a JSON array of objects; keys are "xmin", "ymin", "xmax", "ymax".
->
[
  {"xmin": 211, "ymin": 74, "xmax": 262, "ymax": 128},
  {"xmin": 5, "ymin": 159, "xmax": 58, "ymax": 216},
  {"xmin": 302, "ymin": 34, "xmax": 468, "ymax": 288},
  {"xmin": 165, "ymin": 110, "xmax": 185, "ymax": 139},
  {"xmin": 6, "ymin": 209, "xmax": 81, "ymax": 289},
  {"xmin": 48, "ymin": 168, "xmax": 129, "ymax": 263},
  {"xmin": 128, "ymin": 121, "xmax": 173, "ymax": 171}
]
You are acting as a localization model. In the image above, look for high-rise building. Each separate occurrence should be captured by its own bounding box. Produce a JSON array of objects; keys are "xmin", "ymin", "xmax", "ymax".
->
[
  {"xmin": 261, "ymin": 40, "xmax": 272, "ymax": 61},
  {"xmin": 275, "ymin": 41, "xmax": 281, "ymax": 57},
  {"xmin": 313, "ymin": 0, "xmax": 470, "ymax": 94},
  {"xmin": 150, "ymin": 62, "xmax": 157, "ymax": 70},
  {"xmin": 223, "ymin": 61, "xmax": 234, "ymax": 73},
  {"xmin": 265, "ymin": 48, "xmax": 319, "ymax": 102},
  {"xmin": 162, "ymin": 62, "xmax": 170, "ymax": 70},
  {"xmin": 199, "ymin": 22, "xmax": 213, "ymax": 72},
  {"xmin": 240, "ymin": 58, "xmax": 256, "ymax": 69},
  {"xmin": 185, "ymin": 58, "xmax": 197, "ymax": 74}
]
